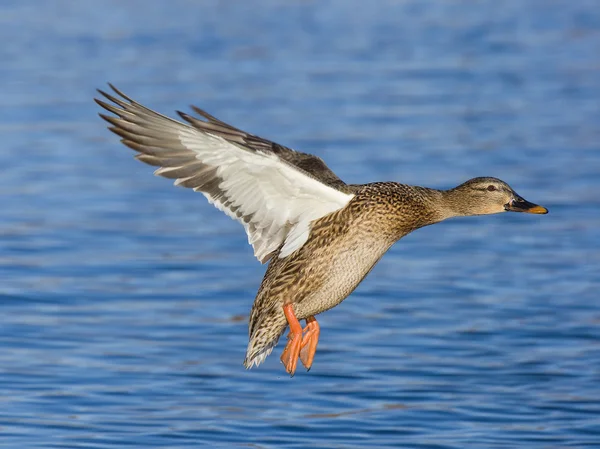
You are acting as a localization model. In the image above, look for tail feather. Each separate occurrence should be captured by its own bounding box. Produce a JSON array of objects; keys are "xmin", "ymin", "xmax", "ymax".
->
[{"xmin": 243, "ymin": 326, "xmax": 286, "ymax": 369}]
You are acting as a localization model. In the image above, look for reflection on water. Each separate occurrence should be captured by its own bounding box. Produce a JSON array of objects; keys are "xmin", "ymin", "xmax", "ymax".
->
[{"xmin": 1, "ymin": 1, "xmax": 599, "ymax": 448}]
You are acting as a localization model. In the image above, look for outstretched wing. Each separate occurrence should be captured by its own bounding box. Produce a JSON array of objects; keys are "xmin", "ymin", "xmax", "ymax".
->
[
  {"xmin": 95, "ymin": 85, "xmax": 354, "ymax": 263},
  {"xmin": 179, "ymin": 104, "xmax": 350, "ymax": 193}
]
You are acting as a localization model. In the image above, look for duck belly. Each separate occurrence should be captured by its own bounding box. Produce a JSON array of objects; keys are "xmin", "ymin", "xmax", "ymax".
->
[{"xmin": 294, "ymin": 236, "xmax": 393, "ymax": 319}]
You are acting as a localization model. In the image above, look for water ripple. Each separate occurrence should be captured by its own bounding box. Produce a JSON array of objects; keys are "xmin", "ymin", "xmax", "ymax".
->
[{"xmin": 1, "ymin": 0, "xmax": 599, "ymax": 448}]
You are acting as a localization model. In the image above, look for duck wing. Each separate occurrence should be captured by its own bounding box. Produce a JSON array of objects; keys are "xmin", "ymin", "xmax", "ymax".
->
[
  {"xmin": 95, "ymin": 85, "xmax": 354, "ymax": 263},
  {"xmin": 181, "ymin": 104, "xmax": 350, "ymax": 193}
]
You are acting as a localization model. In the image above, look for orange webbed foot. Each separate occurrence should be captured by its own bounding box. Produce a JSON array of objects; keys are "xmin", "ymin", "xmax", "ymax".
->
[
  {"xmin": 280, "ymin": 305, "xmax": 321, "ymax": 376},
  {"xmin": 280, "ymin": 330, "xmax": 302, "ymax": 376},
  {"xmin": 280, "ymin": 304, "xmax": 303, "ymax": 376},
  {"xmin": 300, "ymin": 316, "xmax": 320, "ymax": 371}
]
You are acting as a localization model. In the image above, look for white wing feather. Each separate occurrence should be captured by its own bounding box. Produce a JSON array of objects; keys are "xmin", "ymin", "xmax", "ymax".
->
[
  {"xmin": 177, "ymin": 129, "xmax": 352, "ymax": 261},
  {"xmin": 96, "ymin": 88, "xmax": 353, "ymax": 263}
]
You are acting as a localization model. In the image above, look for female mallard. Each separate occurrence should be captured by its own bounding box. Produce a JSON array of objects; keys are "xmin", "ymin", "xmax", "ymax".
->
[{"xmin": 96, "ymin": 85, "xmax": 548, "ymax": 376}]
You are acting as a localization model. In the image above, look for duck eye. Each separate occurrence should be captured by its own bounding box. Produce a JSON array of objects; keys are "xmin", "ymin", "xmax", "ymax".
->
[{"xmin": 487, "ymin": 185, "xmax": 497, "ymax": 192}]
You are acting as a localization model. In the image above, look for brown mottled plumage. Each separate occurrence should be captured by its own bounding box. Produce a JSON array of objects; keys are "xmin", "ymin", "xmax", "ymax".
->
[{"xmin": 95, "ymin": 85, "xmax": 548, "ymax": 376}]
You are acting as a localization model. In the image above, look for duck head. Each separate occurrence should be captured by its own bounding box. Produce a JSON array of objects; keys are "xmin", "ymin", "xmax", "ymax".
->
[{"xmin": 445, "ymin": 177, "xmax": 548, "ymax": 217}]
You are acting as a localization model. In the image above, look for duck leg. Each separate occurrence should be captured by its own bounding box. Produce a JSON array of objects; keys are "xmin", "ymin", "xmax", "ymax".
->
[
  {"xmin": 280, "ymin": 303, "xmax": 303, "ymax": 376},
  {"xmin": 300, "ymin": 316, "xmax": 320, "ymax": 371}
]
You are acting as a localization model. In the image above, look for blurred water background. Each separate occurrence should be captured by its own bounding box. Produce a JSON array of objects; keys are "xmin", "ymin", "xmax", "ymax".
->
[{"xmin": 1, "ymin": 0, "xmax": 599, "ymax": 447}]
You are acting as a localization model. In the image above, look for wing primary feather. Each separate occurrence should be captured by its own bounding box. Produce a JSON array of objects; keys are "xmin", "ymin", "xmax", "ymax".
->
[{"xmin": 96, "ymin": 84, "xmax": 354, "ymax": 264}]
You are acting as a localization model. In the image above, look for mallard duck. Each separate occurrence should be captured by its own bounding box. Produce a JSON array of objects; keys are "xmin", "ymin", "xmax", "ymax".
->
[{"xmin": 95, "ymin": 85, "xmax": 548, "ymax": 376}]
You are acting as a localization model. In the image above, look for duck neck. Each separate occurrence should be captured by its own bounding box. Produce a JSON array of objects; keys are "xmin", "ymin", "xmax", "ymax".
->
[
  {"xmin": 404, "ymin": 187, "xmax": 458, "ymax": 225},
  {"xmin": 437, "ymin": 188, "xmax": 476, "ymax": 218}
]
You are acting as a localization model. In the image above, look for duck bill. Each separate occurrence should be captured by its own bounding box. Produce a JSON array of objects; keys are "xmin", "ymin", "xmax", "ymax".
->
[{"xmin": 504, "ymin": 195, "xmax": 548, "ymax": 214}]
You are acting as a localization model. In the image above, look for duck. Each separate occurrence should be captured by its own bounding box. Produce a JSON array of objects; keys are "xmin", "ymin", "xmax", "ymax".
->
[{"xmin": 95, "ymin": 84, "xmax": 548, "ymax": 377}]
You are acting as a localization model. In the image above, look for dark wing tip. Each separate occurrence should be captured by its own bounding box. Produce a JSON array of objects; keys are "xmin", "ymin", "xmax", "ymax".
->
[
  {"xmin": 106, "ymin": 83, "xmax": 133, "ymax": 102},
  {"xmin": 95, "ymin": 89, "xmax": 119, "ymax": 109},
  {"xmin": 93, "ymin": 97, "xmax": 106, "ymax": 109},
  {"xmin": 95, "ymin": 88, "xmax": 108, "ymax": 98},
  {"xmin": 95, "ymin": 83, "xmax": 134, "ymax": 107},
  {"xmin": 95, "ymin": 97, "xmax": 126, "ymax": 118},
  {"xmin": 177, "ymin": 110, "xmax": 201, "ymax": 125},
  {"xmin": 190, "ymin": 105, "xmax": 223, "ymax": 123},
  {"xmin": 97, "ymin": 112, "xmax": 117, "ymax": 124},
  {"xmin": 176, "ymin": 110, "xmax": 189, "ymax": 122}
]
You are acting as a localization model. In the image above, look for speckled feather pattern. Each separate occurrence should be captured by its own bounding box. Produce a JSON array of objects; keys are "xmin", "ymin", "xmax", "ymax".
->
[
  {"xmin": 243, "ymin": 182, "xmax": 444, "ymax": 367},
  {"xmin": 95, "ymin": 86, "xmax": 546, "ymax": 372}
]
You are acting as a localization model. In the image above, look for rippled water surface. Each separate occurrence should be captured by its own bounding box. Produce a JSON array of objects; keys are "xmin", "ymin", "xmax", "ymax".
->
[{"xmin": 2, "ymin": 1, "xmax": 600, "ymax": 447}]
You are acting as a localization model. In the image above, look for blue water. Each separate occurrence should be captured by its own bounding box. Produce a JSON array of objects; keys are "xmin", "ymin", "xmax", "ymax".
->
[{"xmin": 1, "ymin": 1, "xmax": 599, "ymax": 447}]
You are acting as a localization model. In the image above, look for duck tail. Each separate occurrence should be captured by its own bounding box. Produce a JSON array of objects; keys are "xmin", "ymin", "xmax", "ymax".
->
[{"xmin": 243, "ymin": 324, "xmax": 286, "ymax": 369}]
